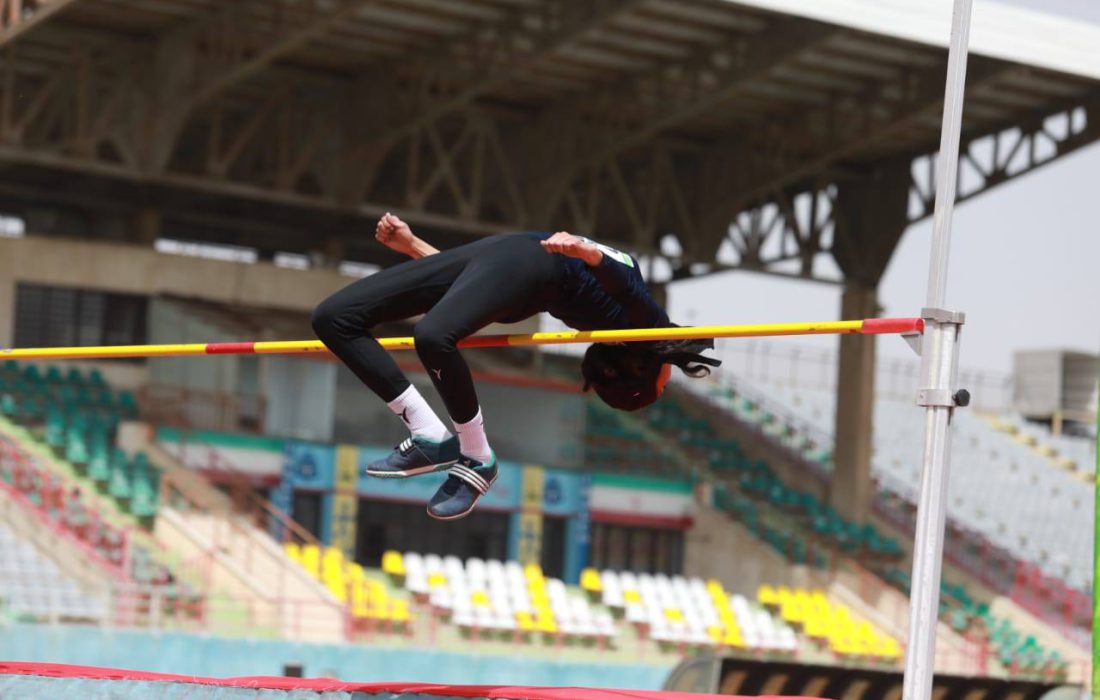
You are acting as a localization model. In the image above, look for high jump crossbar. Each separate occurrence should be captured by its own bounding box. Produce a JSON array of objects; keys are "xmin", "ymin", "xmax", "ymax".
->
[{"xmin": 0, "ymin": 318, "xmax": 923, "ymax": 362}]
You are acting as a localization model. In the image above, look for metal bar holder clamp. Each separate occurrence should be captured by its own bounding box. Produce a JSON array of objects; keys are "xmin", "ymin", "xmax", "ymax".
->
[{"xmin": 915, "ymin": 307, "xmax": 969, "ymax": 411}]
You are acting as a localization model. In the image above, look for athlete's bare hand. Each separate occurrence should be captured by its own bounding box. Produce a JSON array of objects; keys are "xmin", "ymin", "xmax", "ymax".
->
[
  {"xmin": 375, "ymin": 213, "xmax": 416, "ymax": 255},
  {"xmin": 540, "ymin": 231, "xmax": 603, "ymax": 267}
]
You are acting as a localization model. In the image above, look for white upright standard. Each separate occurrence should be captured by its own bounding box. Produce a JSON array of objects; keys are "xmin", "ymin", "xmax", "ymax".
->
[{"xmin": 902, "ymin": 1, "xmax": 974, "ymax": 699}]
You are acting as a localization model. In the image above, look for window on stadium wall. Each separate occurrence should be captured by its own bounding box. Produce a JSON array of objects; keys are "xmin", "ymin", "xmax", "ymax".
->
[
  {"xmin": 355, "ymin": 499, "xmax": 511, "ymax": 568},
  {"xmin": 14, "ymin": 283, "xmax": 148, "ymax": 354},
  {"xmin": 541, "ymin": 516, "xmax": 566, "ymax": 580},
  {"xmin": 588, "ymin": 522, "xmax": 684, "ymax": 576},
  {"xmin": 292, "ymin": 491, "xmax": 323, "ymax": 541}
]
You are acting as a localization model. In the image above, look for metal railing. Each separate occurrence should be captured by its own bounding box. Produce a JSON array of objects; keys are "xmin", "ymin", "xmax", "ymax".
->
[
  {"xmin": 711, "ymin": 339, "xmax": 1013, "ymax": 413},
  {"xmin": 138, "ymin": 384, "xmax": 266, "ymax": 434}
]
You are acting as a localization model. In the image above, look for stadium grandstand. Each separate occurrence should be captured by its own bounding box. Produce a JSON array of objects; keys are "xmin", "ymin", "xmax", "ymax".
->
[{"xmin": 0, "ymin": 0, "xmax": 1097, "ymax": 699}]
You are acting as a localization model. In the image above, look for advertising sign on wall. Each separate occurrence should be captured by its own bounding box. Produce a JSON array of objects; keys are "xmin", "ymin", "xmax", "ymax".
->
[
  {"xmin": 331, "ymin": 445, "xmax": 360, "ymax": 558},
  {"xmin": 514, "ymin": 466, "xmax": 545, "ymax": 567}
]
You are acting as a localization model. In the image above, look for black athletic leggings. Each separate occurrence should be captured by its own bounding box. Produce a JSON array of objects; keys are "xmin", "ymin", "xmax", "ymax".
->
[{"xmin": 312, "ymin": 235, "xmax": 562, "ymax": 424}]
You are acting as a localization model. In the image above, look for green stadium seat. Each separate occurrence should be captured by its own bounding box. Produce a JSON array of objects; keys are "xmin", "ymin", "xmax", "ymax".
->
[
  {"xmin": 58, "ymin": 384, "xmax": 77, "ymax": 405},
  {"xmin": 20, "ymin": 395, "xmax": 44, "ymax": 422},
  {"xmin": 97, "ymin": 390, "xmax": 116, "ymax": 411},
  {"xmin": 130, "ymin": 455, "xmax": 159, "ymax": 518},
  {"xmin": 65, "ymin": 427, "xmax": 90, "ymax": 464},
  {"xmin": 118, "ymin": 391, "xmax": 139, "ymax": 418},
  {"xmin": 0, "ymin": 393, "xmax": 16, "ymax": 418},
  {"xmin": 75, "ymin": 385, "xmax": 95, "ymax": 408},
  {"xmin": 87, "ymin": 439, "xmax": 111, "ymax": 486},
  {"xmin": 44, "ymin": 404, "xmax": 66, "ymax": 449},
  {"xmin": 44, "ymin": 366, "xmax": 62, "ymax": 384},
  {"xmin": 108, "ymin": 448, "xmax": 133, "ymax": 502},
  {"xmin": 22, "ymin": 365, "xmax": 41, "ymax": 383},
  {"xmin": 88, "ymin": 369, "xmax": 106, "ymax": 387},
  {"xmin": 65, "ymin": 368, "xmax": 84, "ymax": 385}
]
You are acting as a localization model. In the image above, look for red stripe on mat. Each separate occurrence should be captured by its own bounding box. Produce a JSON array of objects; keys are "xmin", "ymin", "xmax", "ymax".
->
[{"xmin": 0, "ymin": 662, "xmax": 818, "ymax": 700}]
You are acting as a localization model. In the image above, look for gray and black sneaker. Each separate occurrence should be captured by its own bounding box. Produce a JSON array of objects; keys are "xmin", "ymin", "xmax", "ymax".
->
[
  {"xmin": 364, "ymin": 435, "xmax": 460, "ymax": 478},
  {"xmin": 427, "ymin": 453, "xmax": 498, "ymax": 521}
]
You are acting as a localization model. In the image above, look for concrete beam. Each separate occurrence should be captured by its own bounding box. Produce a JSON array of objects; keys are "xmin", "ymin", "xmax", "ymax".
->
[
  {"xmin": 830, "ymin": 282, "xmax": 878, "ymax": 525},
  {"xmin": 0, "ymin": 0, "xmax": 82, "ymax": 49},
  {"xmin": 827, "ymin": 164, "xmax": 910, "ymax": 524}
]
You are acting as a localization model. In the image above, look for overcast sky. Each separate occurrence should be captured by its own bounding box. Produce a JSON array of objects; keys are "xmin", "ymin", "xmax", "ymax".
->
[{"xmin": 668, "ymin": 0, "xmax": 1100, "ymax": 374}]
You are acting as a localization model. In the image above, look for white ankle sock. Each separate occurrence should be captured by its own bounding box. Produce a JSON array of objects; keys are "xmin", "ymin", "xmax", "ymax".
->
[
  {"xmin": 387, "ymin": 385, "xmax": 451, "ymax": 442},
  {"xmin": 454, "ymin": 409, "xmax": 493, "ymax": 463}
]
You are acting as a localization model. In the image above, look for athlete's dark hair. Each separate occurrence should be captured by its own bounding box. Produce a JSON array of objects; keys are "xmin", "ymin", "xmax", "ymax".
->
[{"xmin": 581, "ymin": 337, "xmax": 721, "ymax": 412}]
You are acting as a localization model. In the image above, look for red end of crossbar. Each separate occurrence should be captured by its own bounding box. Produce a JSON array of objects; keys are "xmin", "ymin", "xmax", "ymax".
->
[
  {"xmin": 206, "ymin": 342, "xmax": 257, "ymax": 355},
  {"xmin": 861, "ymin": 318, "xmax": 924, "ymax": 335}
]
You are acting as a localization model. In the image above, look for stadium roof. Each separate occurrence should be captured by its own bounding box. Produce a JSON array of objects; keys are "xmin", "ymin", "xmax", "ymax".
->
[
  {"xmin": 1, "ymin": 0, "xmax": 1098, "ymax": 282},
  {"xmin": 735, "ymin": 0, "xmax": 1100, "ymax": 81}
]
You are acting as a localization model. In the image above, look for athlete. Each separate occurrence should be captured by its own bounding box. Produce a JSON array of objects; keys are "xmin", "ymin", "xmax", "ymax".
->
[{"xmin": 312, "ymin": 214, "xmax": 719, "ymax": 521}]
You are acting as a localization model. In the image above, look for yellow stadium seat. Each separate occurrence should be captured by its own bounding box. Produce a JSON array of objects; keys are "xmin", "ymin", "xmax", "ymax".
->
[
  {"xmin": 283, "ymin": 542, "xmax": 301, "ymax": 562},
  {"xmin": 368, "ymin": 604, "xmax": 389, "ymax": 621},
  {"xmin": 327, "ymin": 582, "xmax": 348, "ymax": 603},
  {"xmin": 524, "ymin": 563, "xmax": 544, "ymax": 582},
  {"xmin": 580, "ymin": 568, "xmax": 602, "ymax": 592},
  {"xmin": 382, "ymin": 550, "xmax": 405, "ymax": 577},
  {"xmin": 529, "ymin": 590, "xmax": 549, "ymax": 607},
  {"xmin": 780, "ymin": 597, "xmax": 808, "ymax": 624},
  {"xmin": 471, "ymin": 591, "xmax": 490, "ymax": 608},
  {"xmin": 352, "ymin": 599, "xmax": 369, "ymax": 619},
  {"xmin": 391, "ymin": 600, "xmax": 411, "ymax": 622},
  {"xmin": 879, "ymin": 637, "xmax": 903, "ymax": 659},
  {"xmin": 515, "ymin": 611, "xmax": 536, "ymax": 632},
  {"xmin": 366, "ymin": 579, "xmax": 385, "ymax": 595},
  {"xmin": 300, "ymin": 545, "xmax": 321, "ymax": 577},
  {"xmin": 536, "ymin": 616, "xmax": 558, "ymax": 634},
  {"xmin": 428, "ymin": 572, "xmax": 447, "ymax": 588},
  {"xmin": 624, "ymin": 590, "xmax": 641, "ymax": 605},
  {"xmin": 783, "ymin": 590, "xmax": 900, "ymax": 659},
  {"xmin": 664, "ymin": 608, "xmax": 684, "ymax": 623},
  {"xmin": 347, "ymin": 563, "xmax": 366, "ymax": 582},
  {"xmin": 757, "ymin": 584, "xmax": 778, "ymax": 606},
  {"xmin": 804, "ymin": 617, "xmax": 828, "ymax": 639},
  {"xmin": 722, "ymin": 629, "xmax": 745, "ymax": 648},
  {"xmin": 706, "ymin": 580, "xmax": 726, "ymax": 598}
]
